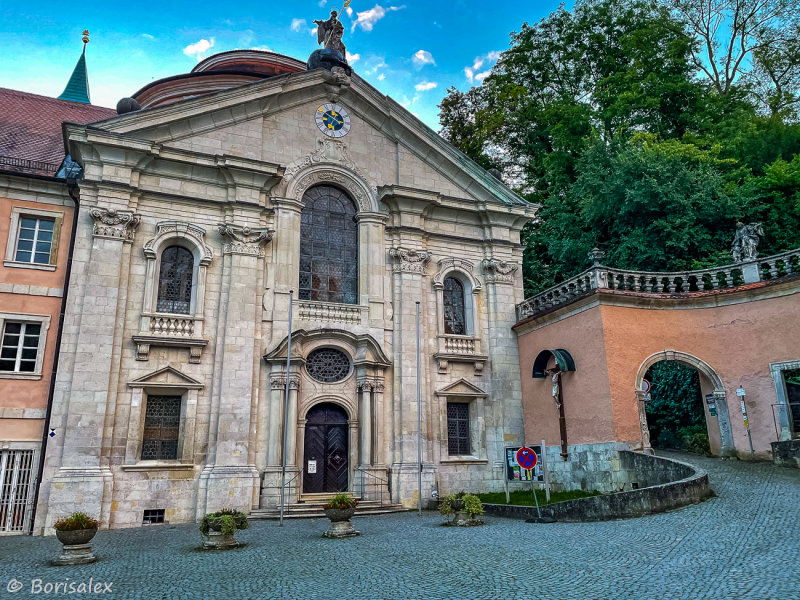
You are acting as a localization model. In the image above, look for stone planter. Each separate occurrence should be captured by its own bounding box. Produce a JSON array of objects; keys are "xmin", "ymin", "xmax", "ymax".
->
[
  {"xmin": 53, "ymin": 528, "xmax": 98, "ymax": 565},
  {"xmin": 323, "ymin": 507, "xmax": 360, "ymax": 538},
  {"xmin": 202, "ymin": 530, "xmax": 240, "ymax": 550}
]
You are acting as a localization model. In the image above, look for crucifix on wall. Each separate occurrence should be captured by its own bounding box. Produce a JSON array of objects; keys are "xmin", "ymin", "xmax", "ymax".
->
[{"xmin": 532, "ymin": 349, "xmax": 576, "ymax": 462}]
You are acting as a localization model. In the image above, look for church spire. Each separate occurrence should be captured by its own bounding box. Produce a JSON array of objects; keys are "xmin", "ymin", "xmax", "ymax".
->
[{"xmin": 58, "ymin": 30, "xmax": 91, "ymax": 104}]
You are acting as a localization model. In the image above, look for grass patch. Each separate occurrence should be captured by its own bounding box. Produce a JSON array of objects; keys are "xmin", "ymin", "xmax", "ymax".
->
[{"xmin": 476, "ymin": 488, "xmax": 601, "ymax": 507}]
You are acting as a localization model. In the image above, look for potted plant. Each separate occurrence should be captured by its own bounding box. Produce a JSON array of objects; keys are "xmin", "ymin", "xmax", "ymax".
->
[
  {"xmin": 199, "ymin": 508, "xmax": 249, "ymax": 549},
  {"xmin": 322, "ymin": 493, "xmax": 360, "ymax": 538},
  {"xmin": 52, "ymin": 512, "xmax": 100, "ymax": 565},
  {"xmin": 439, "ymin": 491, "xmax": 484, "ymax": 526}
]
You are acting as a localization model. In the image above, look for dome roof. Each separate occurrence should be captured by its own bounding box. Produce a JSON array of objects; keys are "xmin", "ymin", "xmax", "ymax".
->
[{"xmin": 132, "ymin": 50, "xmax": 307, "ymax": 109}]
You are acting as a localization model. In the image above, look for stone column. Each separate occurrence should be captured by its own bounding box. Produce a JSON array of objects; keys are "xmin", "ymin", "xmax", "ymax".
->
[
  {"xmin": 259, "ymin": 373, "xmax": 301, "ymax": 508},
  {"xmin": 200, "ymin": 223, "xmax": 272, "ymax": 516},
  {"xmin": 41, "ymin": 207, "xmax": 140, "ymax": 532},
  {"xmin": 388, "ymin": 247, "xmax": 436, "ymax": 507},
  {"xmin": 357, "ymin": 379, "xmax": 373, "ymax": 466}
]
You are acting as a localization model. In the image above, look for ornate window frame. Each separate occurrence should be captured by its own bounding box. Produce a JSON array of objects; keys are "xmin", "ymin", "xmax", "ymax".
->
[
  {"xmin": 432, "ymin": 258, "xmax": 486, "ymax": 375},
  {"xmin": 770, "ymin": 359, "xmax": 800, "ymax": 440},
  {"xmin": 133, "ymin": 222, "xmax": 213, "ymax": 363},
  {"xmin": 123, "ymin": 367, "xmax": 203, "ymax": 470},
  {"xmin": 435, "ymin": 379, "xmax": 488, "ymax": 464}
]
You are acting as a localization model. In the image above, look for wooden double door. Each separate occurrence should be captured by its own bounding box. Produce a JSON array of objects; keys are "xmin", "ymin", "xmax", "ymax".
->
[{"xmin": 303, "ymin": 403, "xmax": 349, "ymax": 494}]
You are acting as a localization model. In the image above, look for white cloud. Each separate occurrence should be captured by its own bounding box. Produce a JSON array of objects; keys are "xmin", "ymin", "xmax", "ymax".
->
[
  {"xmin": 464, "ymin": 50, "xmax": 502, "ymax": 83},
  {"xmin": 378, "ymin": 73, "xmax": 386, "ymax": 81},
  {"xmin": 346, "ymin": 6, "xmax": 354, "ymax": 16},
  {"xmin": 319, "ymin": 0, "xmax": 328, "ymax": 5},
  {"xmin": 311, "ymin": 27, "xmax": 318, "ymax": 36},
  {"xmin": 412, "ymin": 50, "xmax": 435, "ymax": 67},
  {"xmin": 183, "ymin": 38, "xmax": 214, "ymax": 59},
  {"xmin": 415, "ymin": 81, "xmax": 437, "ymax": 92},
  {"xmin": 400, "ymin": 96, "xmax": 412, "ymax": 107},
  {"xmin": 252, "ymin": 46, "xmax": 272, "ymax": 52},
  {"xmin": 351, "ymin": 5, "xmax": 405, "ymax": 32},
  {"xmin": 141, "ymin": 33, "xmax": 155, "ymax": 40},
  {"xmin": 365, "ymin": 60, "xmax": 387, "ymax": 75},
  {"xmin": 346, "ymin": 52, "xmax": 361, "ymax": 63},
  {"xmin": 291, "ymin": 18, "xmax": 307, "ymax": 32}
]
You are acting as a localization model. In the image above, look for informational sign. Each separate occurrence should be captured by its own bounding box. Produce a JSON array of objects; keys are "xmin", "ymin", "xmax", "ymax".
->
[
  {"xmin": 307, "ymin": 460, "xmax": 317, "ymax": 474},
  {"xmin": 705, "ymin": 394, "xmax": 717, "ymax": 417},
  {"xmin": 642, "ymin": 379, "xmax": 651, "ymax": 393},
  {"xmin": 506, "ymin": 446, "xmax": 543, "ymax": 482},
  {"xmin": 740, "ymin": 399, "xmax": 749, "ymax": 428},
  {"xmin": 737, "ymin": 387, "xmax": 746, "ymax": 397}
]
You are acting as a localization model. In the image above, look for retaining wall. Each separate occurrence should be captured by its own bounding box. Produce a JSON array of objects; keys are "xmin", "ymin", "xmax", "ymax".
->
[
  {"xmin": 484, "ymin": 452, "xmax": 711, "ymax": 522},
  {"xmin": 772, "ymin": 440, "xmax": 800, "ymax": 469}
]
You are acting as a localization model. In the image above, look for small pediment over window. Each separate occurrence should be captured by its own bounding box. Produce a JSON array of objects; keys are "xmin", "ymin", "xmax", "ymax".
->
[
  {"xmin": 435, "ymin": 378, "xmax": 487, "ymax": 397},
  {"xmin": 128, "ymin": 366, "xmax": 204, "ymax": 389}
]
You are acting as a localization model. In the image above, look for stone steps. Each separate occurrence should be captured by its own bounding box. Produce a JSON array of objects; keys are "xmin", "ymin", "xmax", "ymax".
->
[{"xmin": 250, "ymin": 499, "xmax": 407, "ymax": 520}]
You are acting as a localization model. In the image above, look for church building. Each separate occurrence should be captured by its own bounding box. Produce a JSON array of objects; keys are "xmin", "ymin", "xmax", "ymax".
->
[{"xmin": 32, "ymin": 43, "xmax": 533, "ymax": 531}]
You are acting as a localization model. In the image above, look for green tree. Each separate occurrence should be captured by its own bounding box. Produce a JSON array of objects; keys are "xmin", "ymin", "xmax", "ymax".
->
[{"xmin": 644, "ymin": 362, "xmax": 707, "ymax": 451}]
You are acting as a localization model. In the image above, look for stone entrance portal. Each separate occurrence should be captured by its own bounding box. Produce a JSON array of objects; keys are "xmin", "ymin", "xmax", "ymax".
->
[{"xmin": 303, "ymin": 403, "xmax": 349, "ymax": 494}]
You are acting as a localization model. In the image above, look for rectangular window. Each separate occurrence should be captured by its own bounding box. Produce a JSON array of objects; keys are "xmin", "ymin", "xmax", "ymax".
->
[
  {"xmin": 14, "ymin": 217, "xmax": 55, "ymax": 265},
  {"xmin": 0, "ymin": 322, "xmax": 41, "ymax": 373},
  {"xmin": 142, "ymin": 509, "xmax": 166, "ymax": 525},
  {"xmin": 141, "ymin": 395, "xmax": 181, "ymax": 460},
  {"xmin": 447, "ymin": 402, "xmax": 471, "ymax": 455}
]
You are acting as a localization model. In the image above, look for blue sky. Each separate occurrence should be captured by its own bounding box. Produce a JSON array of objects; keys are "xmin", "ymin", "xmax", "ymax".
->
[{"xmin": 0, "ymin": 1, "xmax": 571, "ymax": 129}]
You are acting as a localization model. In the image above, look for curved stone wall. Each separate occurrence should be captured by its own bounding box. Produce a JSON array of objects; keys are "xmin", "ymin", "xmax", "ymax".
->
[{"xmin": 483, "ymin": 452, "xmax": 711, "ymax": 522}]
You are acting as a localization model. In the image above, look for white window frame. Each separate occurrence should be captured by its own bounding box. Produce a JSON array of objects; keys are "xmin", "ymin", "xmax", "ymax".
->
[
  {"xmin": 0, "ymin": 313, "xmax": 51, "ymax": 380},
  {"xmin": 4, "ymin": 207, "xmax": 63, "ymax": 272}
]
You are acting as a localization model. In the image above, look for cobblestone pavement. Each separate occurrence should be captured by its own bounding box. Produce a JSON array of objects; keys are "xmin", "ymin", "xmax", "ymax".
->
[{"xmin": 1, "ymin": 453, "xmax": 798, "ymax": 600}]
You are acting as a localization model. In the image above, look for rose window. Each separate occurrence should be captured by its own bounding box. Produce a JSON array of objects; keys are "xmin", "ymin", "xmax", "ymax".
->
[{"xmin": 306, "ymin": 348, "xmax": 351, "ymax": 383}]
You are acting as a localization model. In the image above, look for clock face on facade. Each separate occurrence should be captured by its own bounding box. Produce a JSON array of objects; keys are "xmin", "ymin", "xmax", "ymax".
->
[{"xmin": 316, "ymin": 104, "xmax": 352, "ymax": 138}]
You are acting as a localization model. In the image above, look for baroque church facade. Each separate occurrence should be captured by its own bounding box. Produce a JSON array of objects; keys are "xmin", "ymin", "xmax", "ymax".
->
[{"xmin": 34, "ymin": 50, "xmax": 532, "ymax": 531}]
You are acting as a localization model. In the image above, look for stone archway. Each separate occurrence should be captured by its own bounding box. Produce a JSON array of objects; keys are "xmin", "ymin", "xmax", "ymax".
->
[
  {"xmin": 635, "ymin": 350, "xmax": 735, "ymax": 457},
  {"xmin": 302, "ymin": 402, "xmax": 350, "ymax": 494}
]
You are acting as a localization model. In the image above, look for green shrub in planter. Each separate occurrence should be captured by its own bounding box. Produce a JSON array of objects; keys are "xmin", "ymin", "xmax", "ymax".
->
[
  {"xmin": 438, "ymin": 491, "xmax": 484, "ymax": 518},
  {"xmin": 53, "ymin": 512, "xmax": 100, "ymax": 531},
  {"xmin": 199, "ymin": 509, "xmax": 249, "ymax": 536}
]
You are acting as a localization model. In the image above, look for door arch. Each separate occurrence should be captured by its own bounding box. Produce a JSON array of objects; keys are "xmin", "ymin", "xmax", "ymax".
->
[
  {"xmin": 635, "ymin": 350, "xmax": 735, "ymax": 457},
  {"xmin": 302, "ymin": 403, "xmax": 350, "ymax": 494}
]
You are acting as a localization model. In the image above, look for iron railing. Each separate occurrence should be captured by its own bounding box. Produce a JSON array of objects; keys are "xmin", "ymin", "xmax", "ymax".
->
[{"xmin": 354, "ymin": 467, "xmax": 390, "ymax": 507}]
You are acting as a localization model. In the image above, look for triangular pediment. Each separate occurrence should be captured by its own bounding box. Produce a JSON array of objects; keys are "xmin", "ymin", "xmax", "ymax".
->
[
  {"xmin": 435, "ymin": 378, "xmax": 487, "ymax": 397},
  {"xmin": 128, "ymin": 366, "xmax": 204, "ymax": 389},
  {"xmin": 70, "ymin": 68, "xmax": 530, "ymax": 209}
]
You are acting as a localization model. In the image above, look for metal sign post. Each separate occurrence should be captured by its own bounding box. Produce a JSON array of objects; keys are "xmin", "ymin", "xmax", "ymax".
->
[
  {"xmin": 541, "ymin": 439, "xmax": 550, "ymax": 503},
  {"xmin": 516, "ymin": 447, "xmax": 541, "ymax": 518},
  {"xmin": 738, "ymin": 388, "xmax": 755, "ymax": 458}
]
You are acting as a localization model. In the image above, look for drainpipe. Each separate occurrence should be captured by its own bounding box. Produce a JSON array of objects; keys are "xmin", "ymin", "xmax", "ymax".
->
[{"xmin": 27, "ymin": 178, "xmax": 80, "ymax": 534}]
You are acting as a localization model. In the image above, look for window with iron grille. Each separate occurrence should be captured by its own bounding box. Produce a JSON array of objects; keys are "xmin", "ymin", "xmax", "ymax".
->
[
  {"xmin": 447, "ymin": 402, "xmax": 471, "ymax": 455},
  {"xmin": 299, "ymin": 185, "xmax": 358, "ymax": 305},
  {"xmin": 142, "ymin": 395, "xmax": 181, "ymax": 460},
  {"xmin": 14, "ymin": 217, "xmax": 55, "ymax": 265},
  {"xmin": 443, "ymin": 277, "xmax": 466, "ymax": 335},
  {"xmin": 156, "ymin": 246, "xmax": 194, "ymax": 314},
  {"xmin": 0, "ymin": 322, "xmax": 41, "ymax": 373},
  {"xmin": 142, "ymin": 509, "xmax": 166, "ymax": 524},
  {"xmin": 306, "ymin": 347, "xmax": 351, "ymax": 383}
]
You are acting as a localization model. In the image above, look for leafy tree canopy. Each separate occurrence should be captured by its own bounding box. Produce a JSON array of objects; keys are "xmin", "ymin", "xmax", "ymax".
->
[{"xmin": 440, "ymin": 0, "xmax": 800, "ymax": 295}]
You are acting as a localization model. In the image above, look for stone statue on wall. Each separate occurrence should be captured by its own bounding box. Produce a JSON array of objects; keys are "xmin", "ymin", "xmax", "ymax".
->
[
  {"xmin": 314, "ymin": 10, "xmax": 346, "ymax": 56},
  {"xmin": 732, "ymin": 222, "xmax": 764, "ymax": 262}
]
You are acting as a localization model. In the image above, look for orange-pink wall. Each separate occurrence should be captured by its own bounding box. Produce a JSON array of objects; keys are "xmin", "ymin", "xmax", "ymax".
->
[
  {"xmin": 0, "ymin": 195, "xmax": 73, "ymax": 442},
  {"xmin": 517, "ymin": 288, "xmax": 800, "ymax": 459}
]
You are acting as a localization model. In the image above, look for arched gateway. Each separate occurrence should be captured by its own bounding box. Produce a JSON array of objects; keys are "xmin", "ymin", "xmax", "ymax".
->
[{"xmin": 303, "ymin": 403, "xmax": 350, "ymax": 494}]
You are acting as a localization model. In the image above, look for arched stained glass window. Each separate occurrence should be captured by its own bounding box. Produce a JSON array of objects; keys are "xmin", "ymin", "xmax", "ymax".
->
[
  {"xmin": 299, "ymin": 185, "xmax": 358, "ymax": 304},
  {"xmin": 157, "ymin": 246, "xmax": 194, "ymax": 314},
  {"xmin": 443, "ymin": 276, "xmax": 466, "ymax": 335}
]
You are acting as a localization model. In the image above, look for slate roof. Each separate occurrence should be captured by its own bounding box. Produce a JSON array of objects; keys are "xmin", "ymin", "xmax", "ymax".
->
[{"xmin": 0, "ymin": 87, "xmax": 115, "ymax": 176}]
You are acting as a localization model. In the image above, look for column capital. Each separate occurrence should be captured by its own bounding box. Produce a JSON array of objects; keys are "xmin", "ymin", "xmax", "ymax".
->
[
  {"xmin": 389, "ymin": 247, "xmax": 431, "ymax": 274},
  {"xmin": 482, "ymin": 258, "xmax": 519, "ymax": 284},
  {"xmin": 89, "ymin": 207, "xmax": 141, "ymax": 242},
  {"xmin": 218, "ymin": 222, "xmax": 274, "ymax": 256}
]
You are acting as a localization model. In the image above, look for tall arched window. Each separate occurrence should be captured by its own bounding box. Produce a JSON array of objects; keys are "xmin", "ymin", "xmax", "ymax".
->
[
  {"xmin": 443, "ymin": 276, "xmax": 466, "ymax": 335},
  {"xmin": 299, "ymin": 185, "xmax": 358, "ymax": 304},
  {"xmin": 157, "ymin": 246, "xmax": 194, "ymax": 314}
]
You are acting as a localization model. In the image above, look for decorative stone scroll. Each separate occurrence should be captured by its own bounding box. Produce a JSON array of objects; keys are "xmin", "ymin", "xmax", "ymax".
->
[
  {"xmin": 218, "ymin": 223, "xmax": 274, "ymax": 257},
  {"xmin": 143, "ymin": 221, "xmax": 213, "ymax": 265},
  {"xmin": 89, "ymin": 207, "xmax": 141, "ymax": 242},
  {"xmin": 294, "ymin": 169, "xmax": 372, "ymax": 212},
  {"xmin": 389, "ymin": 247, "xmax": 431, "ymax": 274},
  {"xmin": 482, "ymin": 258, "xmax": 519, "ymax": 284},
  {"xmin": 284, "ymin": 138, "xmax": 363, "ymax": 182},
  {"xmin": 270, "ymin": 375, "xmax": 301, "ymax": 390}
]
